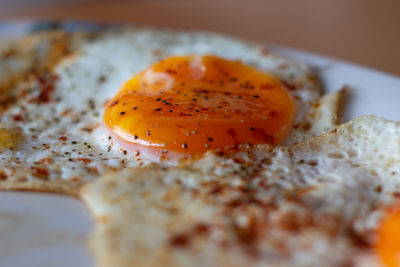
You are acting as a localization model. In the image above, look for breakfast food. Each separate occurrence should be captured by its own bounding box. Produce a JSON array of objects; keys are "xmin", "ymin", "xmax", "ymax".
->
[
  {"xmin": 104, "ymin": 55, "xmax": 296, "ymax": 161},
  {"xmin": 377, "ymin": 206, "xmax": 400, "ymax": 267},
  {"xmin": 81, "ymin": 115, "xmax": 400, "ymax": 267},
  {"xmin": 0, "ymin": 28, "xmax": 343, "ymax": 195}
]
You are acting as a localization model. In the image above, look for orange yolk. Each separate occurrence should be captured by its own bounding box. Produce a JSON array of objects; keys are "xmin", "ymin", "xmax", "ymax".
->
[
  {"xmin": 376, "ymin": 207, "xmax": 400, "ymax": 267},
  {"xmin": 103, "ymin": 55, "xmax": 295, "ymax": 161}
]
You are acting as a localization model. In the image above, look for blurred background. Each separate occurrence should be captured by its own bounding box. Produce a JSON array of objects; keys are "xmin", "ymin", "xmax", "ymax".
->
[{"xmin": 0, "ymin": 0, "xmax": 399, "ymax": 76}]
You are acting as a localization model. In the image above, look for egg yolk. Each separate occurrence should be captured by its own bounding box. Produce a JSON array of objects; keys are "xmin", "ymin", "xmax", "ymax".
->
[
  {"xmin": 376, "ymin": 207, "xmax": 400, "ymax": 267},
  {"xmin": 104, "ymin": 55, "xmax": 295, "ymax": 161}
]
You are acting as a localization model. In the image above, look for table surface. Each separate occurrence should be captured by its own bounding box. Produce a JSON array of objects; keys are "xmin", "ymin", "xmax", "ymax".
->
[{"xmin": 0, "ymin": 0, "xmax": 399, "ymax": 76}]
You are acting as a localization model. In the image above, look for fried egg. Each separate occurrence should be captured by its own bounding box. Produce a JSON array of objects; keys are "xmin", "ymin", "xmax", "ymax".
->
[
  {"xmin": 103, "ymin": 55, "xmax": 297, "ymax": 161},
  {"xmin": 376, "ymin": 205, "xmax": 400, "ymax": 267},
  {"xmin": 81, "ymin": 115, "xmax": 400, "ymax": 267},
  {"xmin": 0, "ymin": 28, "xmax": 343, "ymax": 195}
]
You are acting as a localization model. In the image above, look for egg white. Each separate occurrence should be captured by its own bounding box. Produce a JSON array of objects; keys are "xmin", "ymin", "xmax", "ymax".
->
[
  {"xmin": 82, "ymin": 115, "xmax": 400, "ymax": 267},
  {"xmin": 0, "ymin": 28, "xmax": 341, "ymax": 194}
]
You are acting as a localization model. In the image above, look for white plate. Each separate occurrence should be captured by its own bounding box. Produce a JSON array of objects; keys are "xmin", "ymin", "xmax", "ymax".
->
[{"xmin": 0, "ymin": 23, "xmax": 399, "ymax": 267}]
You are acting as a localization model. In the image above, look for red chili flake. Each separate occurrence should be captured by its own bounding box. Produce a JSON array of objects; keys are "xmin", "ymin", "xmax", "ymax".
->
[
  {"xmin": 193, "ymin": 223, "xmax": 209, "ymax": 235},
  {"xmin": 32, "ymin": 167, "xmax": 49, "ymax": 180},
  {"xmin": 234, "ymin": 215, "xmax": 258, "ymax": 244},
  {"xmin": 250, "ymin": 127, "xmax": 274, "ymax": 144},
  {"xmin": 169, "ymin": 233, "xmax": 190, "ymax": 247},
  {"xmin": 109, "ymin": 100, "xmax": 119, "ymax": 107},
  {"xmin": 260, "ymin": 84, "xmax": 274, "ymax": 90},
  {"xmin": 269, "ymin": 110, "xmax": 278, "ymax": 117},
  {"xmin": 81, "ymin": 124, "xmax": 99, "ymax": 132},
  {"xmin": 77, "ymin": 158, "xmax": 92, "ymax": 164},
  {"xmin": 225, "ymin": 198, "xmax": 242, "ymax": 208},
  {"xmin": 209, "ymin": 185, "xmax": 223, "ymax": 195},
  {"xmin": 37, "ymin": 74, "xmax": 58, "ymax": 104},
  {"xmin": 13, "ymin": 113, "xmax": 24, "ymax": 121},
  {"xmin": 281, "ymin": 81, "xmax": 296, "ymax": 91},
  {"xmin": 19, "ymin": 89, "xmax": 29, "ymax": 97},
  {"xmin": 165, "ymin": 69, "xmax": 177, "ymax": 75},
  {"xmin": 277, "ymin": 212, "xmax": 305, "ymax": 232},
  {"xmin": 60, "ymin": 108, "xmax": 72, "ymax": 117},
  {"xmin": 58, "ymin": 136, "xmax": 68, "ymax": 141},
  {"xmin": 0, "ymin": 170, "xmax": 7, "ymax": 180},
  {"xmin": 39, "ymin": 158, "xmax": 53, "ymax": 164},
  {"xmin": 87, "ymin": 167, "xmax": 99, "ymax": 174}
]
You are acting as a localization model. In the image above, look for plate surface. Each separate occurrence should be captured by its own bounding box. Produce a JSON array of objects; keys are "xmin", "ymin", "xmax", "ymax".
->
[{"xmin": 0, "ymin": 22, "xmax": 399, "ymax": 267}]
